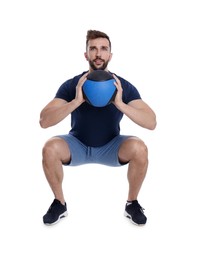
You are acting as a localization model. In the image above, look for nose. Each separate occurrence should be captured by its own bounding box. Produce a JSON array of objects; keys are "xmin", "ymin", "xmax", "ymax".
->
[{"xmin": 96, "ymin": 49, "xmax": 101, "ymax": 57}]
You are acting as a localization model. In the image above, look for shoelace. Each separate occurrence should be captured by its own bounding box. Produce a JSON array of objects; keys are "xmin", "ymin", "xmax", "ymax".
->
[
  {"xmin": 47, "ymin": 201, "xmax": 58, "ymax": 213},
  {"xmin": 128, "ymin": 201, "xmax": 145, "ymax": 213}
]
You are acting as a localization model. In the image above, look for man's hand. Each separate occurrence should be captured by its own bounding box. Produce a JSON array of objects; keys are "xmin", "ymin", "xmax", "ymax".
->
[
  {"xmin": 75, "ymin": 72, "xmax": 89, "ymax": 104},
  {"xmin": 112, "ymin": 74, "xmax": 123, "ymax": 106}
]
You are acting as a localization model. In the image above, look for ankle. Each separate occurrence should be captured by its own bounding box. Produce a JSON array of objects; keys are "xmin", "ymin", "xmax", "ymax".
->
[{"xmin": 55, "ymin": 198, "xmax": 65, "ymax": 205}]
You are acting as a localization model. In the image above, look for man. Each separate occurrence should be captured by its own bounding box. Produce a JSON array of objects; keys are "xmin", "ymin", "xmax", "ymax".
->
[{"xmin": 39, "ymin": 30, "xmax": 156, "ymax": 226}]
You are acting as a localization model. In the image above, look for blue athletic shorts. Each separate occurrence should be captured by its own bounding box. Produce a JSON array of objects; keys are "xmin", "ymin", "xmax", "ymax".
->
[{"xmin": 57, "ymin": 134, "xmax": 131, "ymax": 167}]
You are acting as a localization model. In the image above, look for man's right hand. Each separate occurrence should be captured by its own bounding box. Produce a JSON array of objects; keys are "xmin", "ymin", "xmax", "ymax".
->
[{"xmin": 75, "ymin": 72, "xmax": 89, "ymax": 105}]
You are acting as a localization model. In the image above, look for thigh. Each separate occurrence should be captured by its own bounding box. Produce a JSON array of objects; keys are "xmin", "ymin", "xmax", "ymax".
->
[
  {"xmin": 57, "ymin": 134, "xmax": 88, "ymax": 166},
  {"xmin": 92, "ymin": 135, "xmax": 131, "ymax": 166}
]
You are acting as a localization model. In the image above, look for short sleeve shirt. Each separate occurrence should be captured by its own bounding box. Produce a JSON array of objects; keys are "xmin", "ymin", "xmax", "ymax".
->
[{"xmin": 55, "ymin": 71, "xmax": 141, "ymax": 146}]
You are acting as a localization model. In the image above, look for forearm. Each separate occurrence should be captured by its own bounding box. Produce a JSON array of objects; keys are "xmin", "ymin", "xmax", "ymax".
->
[
  {"xmin": 40, "ymin": 99, "xmax": 82, "ymax": 128},
  {"xmin": 115, "ymin": 101, "xmax": 157, "ymax": 130}
]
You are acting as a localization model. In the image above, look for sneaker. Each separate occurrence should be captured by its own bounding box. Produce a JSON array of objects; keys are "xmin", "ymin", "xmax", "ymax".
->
[
  {"xmin": 43, "ymin": 199, "xmax": 68, "ymax": 225},
  {"xmin": 124, "ymin": 200, "xmax": 147, "ymax": 225}
]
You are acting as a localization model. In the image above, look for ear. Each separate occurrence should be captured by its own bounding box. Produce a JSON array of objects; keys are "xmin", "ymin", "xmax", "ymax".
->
[
  {"xmin": 109, "ymin": 53, "xmax": 113, "ymax": 61},
  {"xmin": 84, "ymin": 52, "xmax": 88, "ymax": 61}
]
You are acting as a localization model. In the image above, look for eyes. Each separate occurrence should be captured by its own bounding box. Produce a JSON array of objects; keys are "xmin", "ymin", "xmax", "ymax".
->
[{"xmin": 89, "ymin": 46, "xmax": 109, "ymax": 52}]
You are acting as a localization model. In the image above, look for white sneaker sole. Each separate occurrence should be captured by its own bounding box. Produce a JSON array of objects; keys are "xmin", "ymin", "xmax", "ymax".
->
[
  {"xmin": 45, "ymin": 211, "xmax": 68, "ymax": 226},
  {"xmin": 124, "ymin": 211, "xmax": 146, "ymax": 226}
]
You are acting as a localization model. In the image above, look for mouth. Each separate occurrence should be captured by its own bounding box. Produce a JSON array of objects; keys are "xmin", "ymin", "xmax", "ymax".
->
[{"xmin": 94, "ymin": 59, "xmax": 104, "ymax": 65}]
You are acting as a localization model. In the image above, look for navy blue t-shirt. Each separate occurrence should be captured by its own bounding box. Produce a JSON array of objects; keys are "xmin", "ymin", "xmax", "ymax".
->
[{"xmin": 55, "ymin": 71, "xmax": 141, "ymax": 147}]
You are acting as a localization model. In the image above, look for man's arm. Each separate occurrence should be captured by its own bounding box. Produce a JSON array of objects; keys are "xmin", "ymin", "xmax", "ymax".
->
[
  {"xmin": 39, "ymin": 98, "xmax": 81, "ymax": 128},
  {"xmin": 112, "ymin": 74, "xmax": 157, "ymax": 130},
  {"xmin": 39, "ymin": 72, "xmax": 88, "ymax": 128},
  {"xmin": 115, "ymin": 99, "xmax": 157, "ymax": 130}
]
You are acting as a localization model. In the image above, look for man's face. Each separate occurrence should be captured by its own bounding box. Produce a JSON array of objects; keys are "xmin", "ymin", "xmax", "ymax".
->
[{"xmin": 85, "ymin": 38, "xmax": 112, "ymax": 71}]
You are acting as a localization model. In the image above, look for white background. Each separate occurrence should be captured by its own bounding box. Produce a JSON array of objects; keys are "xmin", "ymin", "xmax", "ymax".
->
[{"xmin": 0, "ymin": 0, "xmax": 197, "ymax": 259}]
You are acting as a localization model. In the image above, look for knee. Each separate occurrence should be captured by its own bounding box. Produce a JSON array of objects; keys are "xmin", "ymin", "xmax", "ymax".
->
[
  {"xmin": 134, "ymin": 139, "xmax": 148, "ymax": 157},
  {"xmin": 42, "ymin": 138, "xmax": 60, "ymax": 160},
  {"xmin": 126, "ymin": 138, "xmax": 148, "ymax": 163}
]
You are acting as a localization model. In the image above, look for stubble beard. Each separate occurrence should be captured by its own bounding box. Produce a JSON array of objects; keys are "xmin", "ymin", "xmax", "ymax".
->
[{"xmin": 88, "ymin": 59, "xmax": 109, "ymax": 71}]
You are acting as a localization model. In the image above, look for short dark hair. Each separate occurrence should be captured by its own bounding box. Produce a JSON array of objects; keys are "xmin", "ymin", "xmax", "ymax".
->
[{"xmin": 86, "ymin": 30, "xmax": 111, "ymax": 50}]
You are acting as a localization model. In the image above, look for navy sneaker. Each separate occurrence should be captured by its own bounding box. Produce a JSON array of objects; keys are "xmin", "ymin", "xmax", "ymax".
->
[
  {"xmin": 43, "ymin": 199, "xmax": 68, "ymax": 225},
  {"xmin": 124, "ymin": 200, "xmax": 147, "ymax": 225}
]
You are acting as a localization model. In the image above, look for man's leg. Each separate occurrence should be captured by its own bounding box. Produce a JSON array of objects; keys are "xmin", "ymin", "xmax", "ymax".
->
[
  {"xmin": 42, "ymin": 137, "xmax": 71, "ymax": 205},
  {"xmin": 118, "ymin": 137, "xmax": 148, "ymax": 201},
  {"xmin": 118, "ymin": 137, "xmax": 148, "ymax": 225},
  {"xmin": 119, "ymin": 137, "xmax": 148, "ymax": 225}
]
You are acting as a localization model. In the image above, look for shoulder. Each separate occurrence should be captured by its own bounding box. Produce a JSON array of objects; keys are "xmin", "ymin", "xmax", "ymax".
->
[
  {"xmin": 110, "ymin": 72, "xmax": 141, "ymax": 103},
  {"xmin": 55, "ymin": 71, "xmax": 87, "ymax": 101},
  {"xmin": 111, "ymin": 72, "xmax": 135, "ymax": 88},
  {"xmin": 61, "ymin": 71, "xmax": 88, "ymax": 87}
]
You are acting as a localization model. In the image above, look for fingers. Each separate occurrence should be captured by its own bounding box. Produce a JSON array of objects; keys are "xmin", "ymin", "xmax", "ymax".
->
[
  {"xmin": 112, "ymin": 74, "xmax": 123, "ymax": 105},
  {"xmin": 112, "ymin": 74, "xmax": 122, "ymax": 90},
  {"xmin": 78, "ymin": 72, "xmax": 89, "ymax": 88},
  {"xmin": 75, "ymin": 72, "xmax": 89, "ymax": 104}
]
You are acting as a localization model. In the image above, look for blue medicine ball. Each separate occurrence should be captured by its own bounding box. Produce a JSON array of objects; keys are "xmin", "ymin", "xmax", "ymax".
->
[{"xmin": 82, "ymin": 70, "xmax": 117, "ymax": 107}]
